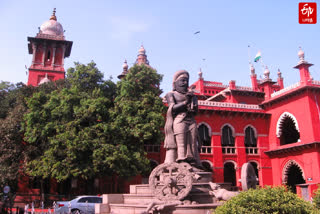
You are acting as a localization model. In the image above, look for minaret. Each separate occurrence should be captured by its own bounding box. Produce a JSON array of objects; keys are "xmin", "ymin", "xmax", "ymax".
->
[
  {"xmin": 197, "ymin": 68, "xmax": 204, "ymax": 94},
  {"xmin": 294, "ymin": 47, "xmax": 313, "ymax": 85},
  {"xmin": 117, "ymin": 60, "xmax": 129, "ymax": 79},
  {"xmin": 277, "ymin": 69, "xmax": 284, "ymax": 89},
  {"xmin": 118, "ymin": 46, "xmax": 151, "ymax": 80},
  {"xmin": 135, "ymin": 45, "xmax": 149, "ymax": 65},
  {"xmin": 27, "ymin": 8, "xmax": 73, "ymax": 86},
  {"xmin": 250, "ymin": 64, "xmax": 258, "ymax": 91},
  {"xmin": 260, "ymin": 66, "xmax": 274, "ymax": 99}
]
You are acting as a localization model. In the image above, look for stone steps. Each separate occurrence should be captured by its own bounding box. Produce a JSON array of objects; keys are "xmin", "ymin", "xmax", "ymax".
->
[{"xmin": 108, "ymin": 203, "xmax": 221, "ymax": 214}]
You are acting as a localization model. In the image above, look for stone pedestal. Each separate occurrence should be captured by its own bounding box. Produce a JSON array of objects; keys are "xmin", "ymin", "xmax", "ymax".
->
[{"xmin": 95, "ymin": 171, "xmax": 226, "ymax": 214}]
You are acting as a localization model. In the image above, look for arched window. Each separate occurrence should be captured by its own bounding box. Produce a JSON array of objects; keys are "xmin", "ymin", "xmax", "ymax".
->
[
  {"xmin": 245, "ymin": 126, "xmax": 258, "ymax": 154},
  {"xmin": 198, "ymin": 124, "xmax": 211, "ymax": 146},
  {"xmin": 221, "ymin": 125, "xmax": 235, "ymax": 147},
  {"xmin": 201, "ymin": 160, "xmax": 213, "ymax": 172},
  {"xmin": 47, "ymin": 50, "xmax": 51, "ymax": 61},
  {"xmin": 277, "ymin": 113, "xmax": 300, "ymax": 145},
  {"xmin": 245, "ymin": 126, "xmax": 257, "ymax": 147},
  {"xmin": 280, "ymin": 117, "xmax": 300, "ymax": 145}
]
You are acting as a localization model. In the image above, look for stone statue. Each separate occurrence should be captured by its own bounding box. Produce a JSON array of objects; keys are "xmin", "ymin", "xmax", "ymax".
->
[
  {"xmin": 209, "ymin": 182, "xmax": 239, "ymax": 201},
  {"xmin": 164, "ymin": 70, "xmax": 202, "ymax": 168}
]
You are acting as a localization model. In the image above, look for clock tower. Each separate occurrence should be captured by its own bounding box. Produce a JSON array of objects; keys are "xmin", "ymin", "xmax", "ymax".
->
[{"xmin": 27, "ymin": 9, "xmax": 73, "ymax": 86}]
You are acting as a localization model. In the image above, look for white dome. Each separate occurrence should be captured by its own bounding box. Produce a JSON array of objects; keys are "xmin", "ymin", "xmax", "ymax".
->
[{"xmin": 40, "ymin": 19, "xmax": 64, "ymax": 36}]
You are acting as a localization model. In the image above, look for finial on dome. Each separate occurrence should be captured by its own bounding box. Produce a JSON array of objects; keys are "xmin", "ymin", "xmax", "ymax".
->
[
  {"xmin": 198, "ymin": 68, "xmax": 203, "ymax": 80},
  {"xmin": 298, "ymin": 46, "xmax": 305, "ymax": 62},
  {"xmin": 50, "ymin": 8, "xmax": 57, "ymax": 21}
]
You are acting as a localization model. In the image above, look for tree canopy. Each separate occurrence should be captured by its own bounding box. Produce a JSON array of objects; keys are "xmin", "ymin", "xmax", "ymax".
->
[
  {"xmin": 21, "ymin": 62, "xmax": 165, "ymax": 182},
  {"xmin": 0, "ymin": 82, "xmax": 35, "ymax": 190}
]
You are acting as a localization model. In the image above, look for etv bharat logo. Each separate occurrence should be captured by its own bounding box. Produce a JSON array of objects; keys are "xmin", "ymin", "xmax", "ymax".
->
[{"xmin": 299, "ymin": 2, "xmax": 317, "ymax": 24}]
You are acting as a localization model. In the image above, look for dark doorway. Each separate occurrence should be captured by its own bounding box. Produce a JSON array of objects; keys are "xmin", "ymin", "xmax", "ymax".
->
[
  {"xmin": 249, "ymin": 162, "xmax": 259, "ymax": 185},
  {"xmin": 286, "ymin": 164, "xmax": 305, "ymax": 193},
  {"xmin": 224, "ymin": 162, "xmax": 236, "ymax": 186}
]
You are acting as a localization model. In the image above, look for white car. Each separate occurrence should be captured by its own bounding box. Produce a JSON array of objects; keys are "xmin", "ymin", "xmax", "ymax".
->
[{"xmin": 55, "ymin": 195, "xmax": 102, "ymax": 214}]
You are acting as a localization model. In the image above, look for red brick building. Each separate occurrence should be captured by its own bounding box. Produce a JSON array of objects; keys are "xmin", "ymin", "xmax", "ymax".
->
[
  {"xmin": 121, "ymin": 46, "xmax": 320, "ymax": 201},
  {"xmin": 20, "ymin": 10, "xmax": 320, "ymax": 203}
]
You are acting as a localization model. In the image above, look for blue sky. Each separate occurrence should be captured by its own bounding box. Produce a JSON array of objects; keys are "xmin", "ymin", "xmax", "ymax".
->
[{"xmin": 0, "ymin": 0, "xmax": 319, "ymax": 94}]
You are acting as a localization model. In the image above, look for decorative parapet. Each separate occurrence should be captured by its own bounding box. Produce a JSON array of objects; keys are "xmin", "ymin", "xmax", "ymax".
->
[
  {"xmin": 270, "ymin": 82, "xmax": 301, "ymax": 98},
  {"xmin": 311, "ymin": 80, "xmax": 320, "ymax": 86},
  {"xmin": 204, "ymin": 83, "xmax": 228, "ymax": 88},
  {"xmin": 199, "ymin": 100, "xmax": 262, "ymax": 110},
  {"xmin": 235, "ymin": 86, "xmax": 253, "ymax": 91},
  {"xmin": 36, "ymin": 33, "xmax": 65, "ymax": 40}
]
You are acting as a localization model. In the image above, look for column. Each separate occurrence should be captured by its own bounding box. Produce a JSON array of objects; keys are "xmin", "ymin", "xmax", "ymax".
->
[
  {"xmin": 51, "ymin": 43, "xmax": 56, "ymax": 67},
  {"xmin": 42, "ymin": 43, "xmax": 47, "ymax": 66},
  {"xmin": 32, "ymin": 43, "xmax": 37, "ymax": 65}
]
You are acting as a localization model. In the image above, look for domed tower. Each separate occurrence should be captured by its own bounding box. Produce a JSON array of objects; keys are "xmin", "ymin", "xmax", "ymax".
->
[
  {"xmin": 27, "ymin": 8, "xmax": 73, "ymax": 86},
  {"xmin": 135, "ymin": 45, "xmax": 149, "ymax": 65}
]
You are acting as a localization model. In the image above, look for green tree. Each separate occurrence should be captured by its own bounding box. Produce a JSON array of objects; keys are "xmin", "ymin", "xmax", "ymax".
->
[
  {"xmin": 23, "ymin": 61, "xmax": 116, "ymax": 182},
  {"xmin": 214, "ymin": 186, "xmax": 317, "ymax": 214},
  {"xmin": 96, "ymin": 64, "xmax": 166, "ymax": 177},
  {"xmin": 0, "ymin": 82, "xmax": 35, "ymax": 191}
]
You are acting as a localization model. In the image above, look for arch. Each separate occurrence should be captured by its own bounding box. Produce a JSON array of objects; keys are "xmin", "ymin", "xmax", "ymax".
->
[
  {"xmin": 197, "ymin": 122, "xmax": 212, "ymax": 136},
  {"xmin": 243, "ymin": 125, "xmax": 257, "ymax": 138},
  {"xmin": 198, "ymin": 122, "xmax": 212, "ymax": 147},
  {"xmin": 223, "ymin": 161, "xmax": 236, "ymax": 186},
  {"xmin": 248, "ymin": 161, "xmax": 259, "ymax": 185},
  {"xmin": 282, "ymin": 160, "xmax": 305, "ymax": 184},
  {"xmin": 282, "ymin": 160, "xmax": 306, "ymax": 193},
  {"xmin": 201, "ymin": 160, "xmax": 213, "ymax": 172},
  {"xmin": 221, "ymin": 124, "xmax": 235, "ymax": 147},
  {"xmin": 244, "ymin": 125, "xmax": 257, "ymax": 148},
  {"xmin": 223, "ymin": 160, "xmax": 237, "ymax": 169},
  {"xmin": 221, "ymin": 123, "xmax": 235, "ymax": 137},
  {"xmin": 276, "ymin": 112, "xmax": 299, "ymax": 138}
]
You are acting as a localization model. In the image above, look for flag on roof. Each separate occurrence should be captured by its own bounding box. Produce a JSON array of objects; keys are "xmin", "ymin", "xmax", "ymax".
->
[{"xmin": 254, "ymin": 51, "xmax": 261, "ymax": 62}]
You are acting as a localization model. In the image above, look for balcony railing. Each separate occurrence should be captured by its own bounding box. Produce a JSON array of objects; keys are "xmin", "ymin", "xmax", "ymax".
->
[
  {"xmin": 222, "ymin": 146, "xmax": 236, "ymax": 154},
  {"xmin": 245, "ymin": 147, "xmax": 259, "ymax": 155},
  {"xmin": 200, "ymin": 146, "xmax": 213, "ymax": 154},
  {"xmin": 144, "ymin": 145, "xmax": 160, "ymax": 153}
]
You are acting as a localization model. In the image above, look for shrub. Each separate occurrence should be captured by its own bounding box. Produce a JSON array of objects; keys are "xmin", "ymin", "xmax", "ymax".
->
[
  {"xmin": 214, "ymin": 186, "xmax": 317, "ymax": 214},
  {"xmin": 313, "ymin": 185, "xmax": 320, "ymax": 210}
]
